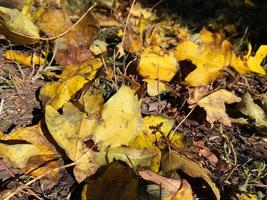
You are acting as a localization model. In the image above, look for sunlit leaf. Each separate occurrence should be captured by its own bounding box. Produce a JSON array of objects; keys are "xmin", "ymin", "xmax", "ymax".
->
[{"xmin": 0, "ymin": 124, "xmax": 61, "ymax": 181}]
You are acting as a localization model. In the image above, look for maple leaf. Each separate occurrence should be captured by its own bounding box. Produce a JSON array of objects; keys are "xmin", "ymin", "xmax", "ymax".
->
[
  {"xmin": 45, "ymin": 86, "xmax": 151, "ymax": 182},
  {"xmin": 138, "ymin": 47, "xmax": 178, "ymax": 82},
  {"xmin": 189, "ymin": 89, "xmax": 241, "ymax": 126}
]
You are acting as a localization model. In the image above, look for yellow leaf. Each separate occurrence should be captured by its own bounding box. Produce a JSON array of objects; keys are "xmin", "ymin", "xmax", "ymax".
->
[
  {"xmin": 40, "ymin": 75, "xmax": 88, "ymax": 109},
  {"xmin": 5, "ymin": 50, "xmax": 47, "ymax": 67},
  {"xmin": 235, "ymin": 193, "xmax": 259, "ymax": 200},
  {"xmin": 162, "ymin": 150, "xmax": 220, "ymax": 200},
  {"xmin": 144, "ymin": 79, "xmax": 169, "ymax": 96},
  {"xmin": 176, "ymin": 39, "xmax": 232, "ymax": 86},
  {"xmin": 59, "ymin": 58, "xmax": 103, "ymax": 81},
  {"xmin": 0, "ymin": 124, "xmax": 60, "ymax": 181},
  {"xmin": 138, "ymin": 48, "xmax": 178, "ymax": 82},
  {"xmin": 91, "ymin": 85, "xmax": 143, "ymax": 149},
  {"xmin": 246, "ymin": 44, "xmax": 267, "ymax": 75},
  {"xmin": 130, "ymin": 115, "xmax": 184, "ymax": 172},
  {"xmin": 45, "ymin": 86, "xmax": 146, "ymax": 182},
  {"xmin": 196, "ymin": 89, "xmax": 241, "ymax": 126},
  {"xmin": 0, "ymin": 6, "xmax": 39, "ymax": 44}
]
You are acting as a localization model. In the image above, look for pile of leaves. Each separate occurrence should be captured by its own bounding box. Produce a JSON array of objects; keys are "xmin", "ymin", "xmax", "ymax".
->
[{"xmin": 0, "ymin": 0, "xmax": 266, "ymax": 199}]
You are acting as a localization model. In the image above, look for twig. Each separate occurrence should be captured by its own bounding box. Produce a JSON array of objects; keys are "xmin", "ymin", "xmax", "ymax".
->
[
  {"xmin": 3, "ymin": 162, "xmax": 76, "ymax": 200},
  {"xmin": 0, "ymin": 159, "xmax": 43, "ymax": 200}
]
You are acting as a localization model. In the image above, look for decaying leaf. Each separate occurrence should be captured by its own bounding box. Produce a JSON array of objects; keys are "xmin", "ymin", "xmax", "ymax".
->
[
  {"xmin": 0, "ymin": 124, "xmax": 61, "ymax": 182},
  {"xmin": 5, "ymin": 50, "xmax": 47, "ymax": 67},
  {"xmin": 162, "ymin": 150, "xmax": 220, "ymax": 200},
  {"xmin": 0, "ymin": 6, "xmax": 39, "ymax": 44},
  {"xmin": 138, "ymin": 48, "xmax": 178, "ymax": 82},
  {"xmin": 238, "ymin": 93, "xmax": 267, "ymax": 128},
  {"xmin": 193, "ymin": 89, "xmax": 241, "ymax": 126}
]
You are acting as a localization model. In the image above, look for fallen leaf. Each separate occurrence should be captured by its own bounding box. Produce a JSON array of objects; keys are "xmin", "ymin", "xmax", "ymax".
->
[
  {"xmin": 5, "ymin": 50, "xmax": 47, "ymax": 67},
  {"xmin": 130, "ymin": 115, "xmax": 184, "ymax": 172},
  {"xmin": 235, "ymin": 193, "xmax": 259, "ymax": 200},
  {"xmin": 238, "ymin": 93, "xmax": 267, "ymax": 127},
  {"xmin": 38, "ymin": 7, "xmax": 98, "ymax": 65},
  {"xmin": 195, "ymin": 89, "xmax": 241, "ymax": 126},
  {"xmin": 175, "ymin": 29, "xmax": 266, "ymax": 86},
  {"xmin": 139, "ymin": 170, "xmax": 181, "ymax": 193},
  {"xmin": 193, "ymin": 140, "xmax": 218, "ymax": 166},
  {"xmin": 162, "ymin": 150, "xmax": 220, "ymax": 200},
  {"xmin": 245, "ymin": 43, "xmax": 267, "ymax": 75},
  {"xmin": 40, "ymin": 75, "xmax": 89, "ymax": 109},
  {"xmin": 0, "ymin": 6, "xmax": 39, "ymax": 44},
  {"xmin": 0, "ymin": 124, "xmax": 61, "ymax": 182},
  {"xmin": 45, "ymin": 86, "xmax": 145, "ymax": 182},
  {"xmin": 138, "ymin": 48, "xmax": 178, "ymax": 82},
  {"xmin": 82, "ymin": 162, "xmax": 139, "ymax": 200},
  {"xmin": 90, "ymin": 39, "xmax": 107, "ymax": 55},
  {"xmin": 144, "ymin": 79, "xmax": 169, "ymax": 96},
  {"xmin": 165, "ymin": 179, "xmax": 194, "ymax": 200}
]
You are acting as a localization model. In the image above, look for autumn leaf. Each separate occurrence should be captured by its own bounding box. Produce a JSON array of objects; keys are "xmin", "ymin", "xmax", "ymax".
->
[
  {"xmin": 238, "ymin": 93, "xmax": 267, "ymax": 128},
  {"xmin": 162, "ymin": 150, "xmax": 220, "ymax": 200},
  {"xmin": 189, "ymin": 89, "xmax": 241, "ymax": 126},
  {"xmin": 175, "ymin": 29, "xmax": 266, "ymax": 86},
  {"xmin": 138, "ymin": 48, "xmax": 178, "ymax": 82},
  {"xmin": 5, "ymin": 50, "xmax": 47, "ymax": 67},
  {"xmin": 165, "ymin": 179, "xmax": 194, "ymax": 200},
  {"xmin": 0, "ymin": 6, "xmax": 39, "ymax": 44},
  {"xmin": 0, "ymin": 124, "xmax": 61, "ymax": 182},
  {"xmin": 38, "ymin": 7, "xmax": 98, "ymax": 65},
  {"xmin": 45, "ymin": 86, "xmax": 147, "ymax": 182},
  {"xmin": 144, "ymin": 79, "xmax": 170, "ymax": 96},
  {"xmin": 40, "ymin": 75, "xmax": 89, "ymax": 110}
]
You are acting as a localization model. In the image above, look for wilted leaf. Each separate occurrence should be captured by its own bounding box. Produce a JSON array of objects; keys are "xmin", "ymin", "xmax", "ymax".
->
[
  {"xmin": 193, "ymin": 140, "xmax": 218, "ymax": 166},
  {"xmin": 162, "ymin": 150, "xmax": 220, "ymax": 200},
  {"xmin": 238, "ymin": 93, "xmax": 267, "ymax": 127},
  {"xmin": 0, "ymin": 124, "xmax": 61, "ymax": 181},
  {"xmin": 90, "ymin": 39, "xmax": 107, "ymax": 55},
  {"xmin": 5, "ymin": 50, "xmax": 47, "ymax": 67},
  {"xmin": 235, "ymin": 193, "xmax": 259, "ymax": 200},
  {"xmin": 0, "ymin": 6, "xmax": 39, "ymax": 44},
  {"xmin": 138, "ymin": 48, "xmax": 178, "ymax": 82},
  {"xmin": 144, "ymin": 79, "xmax": 169, "ymax": 96},
  {"xmin": 193, "ymin": 89, "xmax": 241, "ymax": 126}
]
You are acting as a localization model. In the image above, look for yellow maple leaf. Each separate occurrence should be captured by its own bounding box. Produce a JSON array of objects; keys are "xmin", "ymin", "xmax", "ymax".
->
[
  {"xmin": 192, "ymin": 89, "xmax": 241, "ymax": 126},
  {"xmin": 138, "ymin": 48, "xmax": 178, "ymax": 82},
  {"xmin": 45, "ymin": 86, "xmax": 148, "ymax": 182},
  {"xmin": 0, "ymin": 124, "xmax": 61, "ymax": 181}
]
